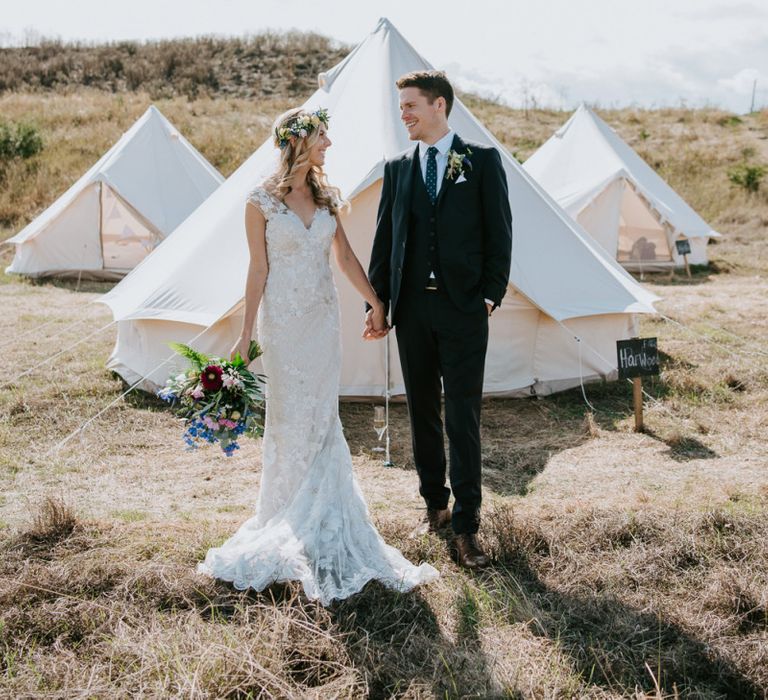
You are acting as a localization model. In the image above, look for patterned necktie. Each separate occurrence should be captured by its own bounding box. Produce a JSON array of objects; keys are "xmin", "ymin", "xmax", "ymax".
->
[{"xmin": 425, "ymin": 146, "xmax": 438, "ymax": 204}]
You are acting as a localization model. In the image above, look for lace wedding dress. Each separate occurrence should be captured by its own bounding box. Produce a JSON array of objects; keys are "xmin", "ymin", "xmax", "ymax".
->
[{"xmin": 197, "ymin": 186, "xmax": 439, "ymax": 605}]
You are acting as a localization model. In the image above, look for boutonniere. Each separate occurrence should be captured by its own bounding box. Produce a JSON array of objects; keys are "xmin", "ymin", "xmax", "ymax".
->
[{"xmin": 446, "ymin": 148, "xmax": 472, "ymax": 180}]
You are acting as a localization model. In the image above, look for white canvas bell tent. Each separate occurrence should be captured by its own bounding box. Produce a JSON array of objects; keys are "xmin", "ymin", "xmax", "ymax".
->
[
  {"xmin": 99, "ymin": 18, "xmax": 658, "ymax": 399},
  {"xmin": 524, "ymin": 104, "xmax": 721, "ymax": 272},
  {"xmin": 4, "ymin": 106, "xmax": 224, "ymax": 279}
]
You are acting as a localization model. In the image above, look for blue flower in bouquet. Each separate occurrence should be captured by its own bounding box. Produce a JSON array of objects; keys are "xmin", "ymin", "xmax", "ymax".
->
[{"xmin": 158, "ymin": 386, "xmax": 177, "ymax": 401}]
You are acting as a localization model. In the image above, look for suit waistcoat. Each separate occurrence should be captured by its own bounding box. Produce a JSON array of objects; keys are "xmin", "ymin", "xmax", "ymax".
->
[{"xmin": 402, "ymin": 159, "xmax": 440, "ymax": 293}]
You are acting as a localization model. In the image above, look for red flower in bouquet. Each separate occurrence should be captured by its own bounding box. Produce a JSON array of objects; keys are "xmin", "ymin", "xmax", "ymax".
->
[{"xmin": 200, "ymin": 365, "xmax": 224, "ymax": 391}]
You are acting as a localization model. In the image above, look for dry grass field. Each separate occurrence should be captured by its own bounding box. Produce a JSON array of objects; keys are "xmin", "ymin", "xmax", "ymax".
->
[{"xmin": 1, "ymin": 85, "xmax": 767, "ymax": 698}]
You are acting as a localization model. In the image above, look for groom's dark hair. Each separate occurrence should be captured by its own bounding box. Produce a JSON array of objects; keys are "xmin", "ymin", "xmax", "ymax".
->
[{"xmin": 396, "ymin": 70, "xmax": 454, "ymax": 117}]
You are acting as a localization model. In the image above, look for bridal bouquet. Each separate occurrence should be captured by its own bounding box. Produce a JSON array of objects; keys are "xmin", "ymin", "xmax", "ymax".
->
[{"xmin": 158, "ymin": 341, "xmax": 266, "ymax": 456}]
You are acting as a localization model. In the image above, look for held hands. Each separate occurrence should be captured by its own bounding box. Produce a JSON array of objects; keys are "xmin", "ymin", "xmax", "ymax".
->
[
  {"xmin": 361, "ymin": 300, "xmax": 488, "ymax": 340},
  {"xmin": 362, "ymin": 302, "xmax": 389, "ymax": 340}
]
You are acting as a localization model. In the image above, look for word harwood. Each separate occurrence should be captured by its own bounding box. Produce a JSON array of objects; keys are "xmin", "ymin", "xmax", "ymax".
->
[{"xmin": 617, "ymin": 338, "xmax": 659, "ymax": 380}]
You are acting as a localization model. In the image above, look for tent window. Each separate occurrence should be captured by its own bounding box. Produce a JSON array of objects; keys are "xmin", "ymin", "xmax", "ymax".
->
[
  {"xmin": 616, "ymin": 184, "xmax": 672, "ymax": 263},
  {"xmin": 100, "ymin": 184, "xmax": 161, "ymax": 270}
]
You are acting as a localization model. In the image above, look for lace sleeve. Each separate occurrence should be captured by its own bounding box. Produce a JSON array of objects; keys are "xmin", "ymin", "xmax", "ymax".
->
[{"xmin": 247, "ymin": 186, "xmax": 279, "ymax": 220}]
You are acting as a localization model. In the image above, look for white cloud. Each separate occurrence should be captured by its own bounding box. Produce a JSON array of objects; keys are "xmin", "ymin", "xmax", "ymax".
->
[
  {"xmin": 674, "ymin": 2, "xmax": 768, "ymax": 21},
  {"xmin": 718, "ymin": 68, "xmax": 764, "ymax": 94}
]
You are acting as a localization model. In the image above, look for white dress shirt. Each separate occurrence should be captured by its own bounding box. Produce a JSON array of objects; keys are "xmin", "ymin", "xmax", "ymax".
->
[
  {"xmin": 418, "ymin": 129, "xmax": 455, "ymax": 198},
  {"xmin": 418, "ymin": 130, "xmax": 496, "ymax": 311}
]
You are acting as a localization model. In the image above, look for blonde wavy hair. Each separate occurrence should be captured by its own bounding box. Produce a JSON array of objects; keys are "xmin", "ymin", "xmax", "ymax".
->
[{"xmin": 265, "ymin": 107, "xmax": 345, "ymax": 216}]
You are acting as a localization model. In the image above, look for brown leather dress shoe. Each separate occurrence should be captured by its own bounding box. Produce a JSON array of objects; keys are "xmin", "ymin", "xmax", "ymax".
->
[
  {"xmin": 410, "ymin": 507, "xmax": 452, "ymax": 537},
  {"xmin": 455, "ymin": 533, "xmax": 490, "ymax": 569}
]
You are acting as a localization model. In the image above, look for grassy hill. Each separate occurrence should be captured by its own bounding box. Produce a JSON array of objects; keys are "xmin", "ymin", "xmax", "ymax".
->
[{"xmin": 0, "ymin": 33, "xmax": 349, "ymax": 98}]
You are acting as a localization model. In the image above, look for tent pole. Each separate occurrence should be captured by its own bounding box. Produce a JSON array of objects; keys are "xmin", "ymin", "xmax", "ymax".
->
[
  {"xmin": 98, "ymin": 182, "xmax": 105, "ymax": 270},
  {"xmin": 384, "ymin": 332, "xmax": 394, "ymax": 467}
]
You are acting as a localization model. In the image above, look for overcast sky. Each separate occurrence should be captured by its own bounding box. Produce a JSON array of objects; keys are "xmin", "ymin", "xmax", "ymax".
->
[{"xmin": 2, "ymin": 0, "xmax": 766, "ymax": 113}]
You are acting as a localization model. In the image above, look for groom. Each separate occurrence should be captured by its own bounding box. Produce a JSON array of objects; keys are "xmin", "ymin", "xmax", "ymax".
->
[{"xmin": 366, "ymin": 71, "xmax": 512, "ymax": 568}]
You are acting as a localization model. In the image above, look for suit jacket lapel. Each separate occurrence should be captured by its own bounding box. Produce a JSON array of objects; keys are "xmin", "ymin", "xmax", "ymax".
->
[
  {"xmin": 394, "ymin": 144, "xmax": 418, "ymax": 236},
  {"xmin": 400, "ymin": 144, "xmax": 418, "ymax": 212},
  {"xmin": 436, "ymin": 133, "xmax": 465, "ymax": 209}
]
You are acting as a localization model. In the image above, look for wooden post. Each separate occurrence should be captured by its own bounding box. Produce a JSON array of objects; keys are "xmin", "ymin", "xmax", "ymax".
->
[
  {"xmin": 633, "ymin": 377, "xmax": 644, "ymax": 432},
  {"xmin": 683, "ymin": 252, "xmax": 691, "ymax": 278}
]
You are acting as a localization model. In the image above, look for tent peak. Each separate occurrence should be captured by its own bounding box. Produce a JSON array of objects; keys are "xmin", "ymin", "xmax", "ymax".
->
[
  {"xmin": 556, "ymin": 103, "xmax": 603, "ymax": 139},
  {"xmin": 315, "ymin": 16, "xmax": 428, "ymax": 96},
  {"xmin": 573, "ymin": 103, "xmax": 601, "ymax": 121},
  {"xmin": 371, "ymin": 17, "xmax": 414, "ymax": 46}
]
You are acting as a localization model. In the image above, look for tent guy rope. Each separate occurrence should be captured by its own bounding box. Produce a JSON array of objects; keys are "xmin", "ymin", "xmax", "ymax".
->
[
  {"xmin": 657, "ymin": 312, "xmax": 768, "ymax": 360},
  {"xmin": 0, "ymin": 320, "xmax": 116, "ymax": 390},
  {"xmin": 46, "ymin": 324, "xmax": 214, "ymax": 456},
  {"xmin": 0, "ymin": 315, "xmax": 103, "ymax": 352},
  {"xmin": 0, "ymin": 316, "xmax": 64, "ymax": 349}
]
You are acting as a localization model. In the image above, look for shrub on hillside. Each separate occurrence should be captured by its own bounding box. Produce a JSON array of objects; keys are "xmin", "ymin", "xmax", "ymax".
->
[
  {"xmin": 0, "ymin": 120, "xmax": 43, "ymax": 160},
  {"xmin": 728, "ymin": 163, "xmax": 765, "ymax": 193},
  {"xmin": 717, "ymin": 115, "xmax": 743, "ymax": 127}
]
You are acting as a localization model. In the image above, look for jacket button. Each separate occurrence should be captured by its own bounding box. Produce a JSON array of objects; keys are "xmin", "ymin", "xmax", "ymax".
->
[
  {"xmin": 429, "ymin": 216, "xmax": 435, "ymax": 224},
  {"xmin": 429, "ymin": 245, "xmax": 435, "ymax": 251},
  {"xmin": 429, "ymin": 231, "xmax": 435, "ymax": 237}
]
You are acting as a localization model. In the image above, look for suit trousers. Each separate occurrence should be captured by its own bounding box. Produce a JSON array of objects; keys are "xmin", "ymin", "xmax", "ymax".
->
[{"xmin": 394, "ymin": 287, "xmax": 489, "ymax": 535}]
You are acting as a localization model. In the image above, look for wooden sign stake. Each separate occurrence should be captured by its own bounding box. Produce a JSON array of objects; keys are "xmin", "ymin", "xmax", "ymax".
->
[
  {"xmin": 633, "ymin": 377, "xmax": 644, "ymax": 432},
  {"xmin": 675, "ymin": 239, "xmax": 692, "ymax": 278}
]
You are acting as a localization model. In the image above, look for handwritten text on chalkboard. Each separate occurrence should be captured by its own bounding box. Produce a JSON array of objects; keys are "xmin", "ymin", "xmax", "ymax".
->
[
  {"xmin": 675, "ymin": 239, "xmax": 692, "ymax": 256},
  {"xmin": 617, "ymin": 338, "xmax": 660, "ymax": 380}
]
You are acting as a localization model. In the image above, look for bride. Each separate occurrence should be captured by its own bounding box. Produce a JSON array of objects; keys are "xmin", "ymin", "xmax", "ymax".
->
[{"xmin": 197, "ymin": 107, "xmax": 439, "ymax": 605}]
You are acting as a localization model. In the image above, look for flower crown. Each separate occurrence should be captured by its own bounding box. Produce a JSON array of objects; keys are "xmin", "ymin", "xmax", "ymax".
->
[{"xmin": 275, "ymin": 108, "xmax": 330, "ymax": 149}]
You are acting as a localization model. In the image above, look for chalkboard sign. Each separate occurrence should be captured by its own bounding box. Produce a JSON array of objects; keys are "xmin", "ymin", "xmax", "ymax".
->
[
  {"xmin": 617, "ymin": 338, "xmax": 659, "ymax": 380},
  {"xmin": 675, "ymin": 239, "xmax": 691, "ymax": 256}
]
